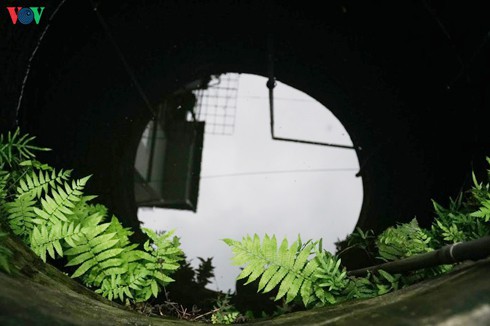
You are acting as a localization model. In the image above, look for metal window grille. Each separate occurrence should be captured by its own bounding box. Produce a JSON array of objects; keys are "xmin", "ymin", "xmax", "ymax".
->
[{"xmin": 192, "ymin": 73, "xmax": 239, "ymax": 135}]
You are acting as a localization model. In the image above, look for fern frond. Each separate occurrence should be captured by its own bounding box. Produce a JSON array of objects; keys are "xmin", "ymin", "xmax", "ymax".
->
[
  {"xmin": 68, "ymin": 198, "xmax": 105, "ymax": 223},
  {"xmin": 60, "ymin": 213, "xmax": 144, "ymax": 292},
  {"xmin": 32, "ymin": 176, "xmax": 91, "ymax": 225},
  {"xmin": 30, "ymin": 220, "xmax": 89, "ymax": 262},
  {"xmin": 470, "ymin": 196, "xmax": 490, "ymax": 222},
  {"xmin": 0, "ymin": 128, "xmax": 50, "ymax": 167},
  {"xmin": 96, "ymin": 273, "xmax": 134, "ymax": 301},
  {"xmin": 0, "ymin": 129, "xmax": 186, "ymax": 304},
  {"xmin": 96, "ymin": 264, "xmax": 150, "ymax": 301},
  {"xmin": 5, "ymin": 193, "xmax": 37, "ymax": 239},
  {"xmin": 224, "ymin": 234, "xmax": 320, "ymax": 306},
  {"xmin": 377, "ymin": 218, "xmax": 432, "ymax": 261},
  {"xmin": 89, "ymin": 228, "xmax": 184, "ymax": 302},
  {"xmin": 105, "ymin": 215, "xmax": 134, "ymax": 248},
  {"xmin": 0, "ymin": 169, "xmax": 7, "ymax": 194},
  {"xmin": 64, "ymin": 221, "xmax": 121, "ymax": 278},
  {"xmin": 313, "ymin": 251, "xmax": 348, "ymax": 304},
  {"xmin": 94, "ymin": 238, "xmax": 181, "ymax": 303},
  {"xmin": 142, "ymin": 228, "xmax": 184, "ymax": 275},
  {"xmin": 142, "ymin": 229, "xmax": 183, "ymax": 282},
  {"xmin": 89, "ymin": 245, "xmax": 147, "ymax": 289},
  {"xmin": 16, "ymin": 169, "xmax": 72, "ymax": 199},
  {"xmin": 0, "ymin": 170, "xmax": 9, "ymax": 218}
]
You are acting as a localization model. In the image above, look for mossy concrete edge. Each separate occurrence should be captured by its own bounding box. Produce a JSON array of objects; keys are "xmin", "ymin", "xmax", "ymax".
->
[{"xmin": 1, "ymin": 230, "xmax": 490, "ymax": 325}]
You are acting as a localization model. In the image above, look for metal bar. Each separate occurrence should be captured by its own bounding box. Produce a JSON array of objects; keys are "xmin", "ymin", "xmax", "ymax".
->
[
  {"xmin": 193, "ymin": 113, "xmax": 235, "ymax": 119},
  {"xmin": 206, "ymin": 86, "xmax": 239, "ymax": 91},
  {"xmin": 266, "ymin": 34, "xmax": 356, "ymax": 150},
  {"xmin": 273, "ymin": 136, "xmax": 356, "ymax": 150},
  {"xmin": 202, "ymin": 123, "xmax": 234, "ymax": 128}
]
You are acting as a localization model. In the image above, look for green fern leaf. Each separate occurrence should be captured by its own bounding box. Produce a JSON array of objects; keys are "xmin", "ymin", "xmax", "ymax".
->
[
  {"xmin": 150, "ymin": 279, "xmax": 158, "ymax": 298},
  {"xmin": 5, "ymin": 193, "xmax": 37, "ymax": 238},
  {"xmin": 33, "ymin": 176, "xmax": 90, "ymax": 225},
  {"xmin": 105, "ymin": 215, "xmax": 134, "ymax": 247},
  {"xmin": 238, "ymin": 261, "xmax": 265, "ymax": 284},
  {"xmin": 300, "ymin": 279, "xmax": 313, "ymax": 306},
  {"xmin": 62, "ymin": 222, "xmax": 83, "ymax": 247},
  {"xmin": 225, "ymin": 234, "xmax": 320, "ymax": 305},
  {"xmin": 264, "ymin": 267, "xmax": 288, "ymax": 293},
  {"xmin": 72, "ymin": 259, "xmax": 98, "ymax": 278},
  {"xmin": 67, "ymin": 198, "xmax": 105, "ymax": 223},
  {"xmin": 0, "ymin": 128, "xmax": 50, "ymax": 166},
  {"xmin": 293, "ymin": 242, "xmax": 314, "ymax": 272},
  {"xmin": 377, "ymin": 219, "xmax": 432, "ymax": 261},
  {"xmin": 152, "ymin": 271, "xmax": 175, "ymax": 283},
  {"xmin": 31, "ymin": 225, "xmax": 48, "ymax": 262},
  {"xmin": 92, "ymin": 239, "xmax": 119, "ymax": 254},
  {"xmin": 97, "ymin": 258, "xmax": 124, "ymax": 270},
  {"xmin": 1, "ymin": 130, "xmax": 187, "ymax": 304},
  {"xmin": 93, "ymin": 266, "xmax": 128, "ymax": 285},
  {"xmin": 470, "ymin": 199, "xmax": 490, "ymax": 222},
  {"xmin": 96, "ymin": 248, "xmax": 125, "ymax": 262},
  {"xmin": 81, "ymin": 222, "xmax": 110, "ymax": 242},
  {"xmin": 66, "ymin": 251, "xmax": 94, "ymax": 267},
  {"xmin": 275, "ymin": 272, "xmax": 297, "ymax": 300},
  {"xmin": 96, "ymin": 264, "xmax": 152, "ymax": 302},
  {"xmin": 30, "ymin": 220, "xmax": 86, "ymax": 262},
  {"xmin": 124, "ymin": 250, "xmax": 153, "ymax": 263},
  {"xmin": 262, "ymin": 234, "xmax": 277, "ymax": 262},
  {"xmin": 64, "ymin": 243, "xmax": 91, "ymax": 256},
  {"xmin": 257, "ymin": 264, "xmax": 280, "ymax": 291},
  {"xmin": 89, "ymin": 232, "xmax": 117, "ymax": 249}
]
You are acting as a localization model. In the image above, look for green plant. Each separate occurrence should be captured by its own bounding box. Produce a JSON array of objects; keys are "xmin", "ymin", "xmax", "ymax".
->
[
  {"xmin": 211, "ymin": 294, "xmax": 240, "ymax": 324},
  {"xmin": 429, "ymin": 174, "xmax": 490, "ymax": 246},
  {"xmin": 226, "ymin": 158, "xmax": 490, "ymax": 311},
  {"xmin": 345, "ymin": 227, "xmax": 375, "ymax": 252},
  {"xmin": 0, "ymin": 128, "xmax": 183, "ymax": 304},
  {"xmin": 0, "ymin": 128, "xmax": 49, "ymax": 168},
  {"xmin": 224, "ymin": 234, "xmax": 350, "ymax": 307},
  {"xmin": 376, "ymin": 218, "xmax": 432, "ymax": 261}
]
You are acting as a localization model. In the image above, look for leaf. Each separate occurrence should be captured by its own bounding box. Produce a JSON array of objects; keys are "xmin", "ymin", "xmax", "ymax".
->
[
  {"xmin": 65, "ymin": 244, "xmax": 91, "ymax": 256},
  {"xmin": 71, "ymin": 259, "xmax": 97, "ymax": 278},
  {"xmin": 92, "ymin": 239, "xmax": 119, "ymax": 255},
  {"xmin": 96, "ymin": 248, "xmax": 124, "ymax": 262},
  {"xmin": 150, "ymin": 280, "xmax": 159, "ymax": 298},
  {"xmin": 225, "ymin": 234, "xmax": 323, "ymax": 305},
  {"xmin": 378, "ymin": 270, "xmax": 394, "ymax": 283},
  {"xmin": 66, "ymin": 251, "xmax": 94, "ymax": 266},
  {"xmin": 257, "ymin": 265, "xmax": 280, "ymax": 291},
  {"xmin": 276, "ymin": 272, "xmax": 297, "ymax": 301}
]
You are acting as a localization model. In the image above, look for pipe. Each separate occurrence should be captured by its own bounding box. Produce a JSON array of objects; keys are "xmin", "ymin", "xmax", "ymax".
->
[{"xmin": 347, "ymin": 236, "xmax": 490, "ymax": 277}]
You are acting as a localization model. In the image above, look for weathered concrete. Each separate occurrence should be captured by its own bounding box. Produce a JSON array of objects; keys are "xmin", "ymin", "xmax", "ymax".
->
[
  {"xmin": 0, "ymin": 232, "xmax": 194, "ymax": 325},
  {"xmin": 253, "ymin": 261, "xmax": 490, "ymax": 325},
  {"xmin": 1, "ymin": 231, "xmax": 489, "ymax": 325}
]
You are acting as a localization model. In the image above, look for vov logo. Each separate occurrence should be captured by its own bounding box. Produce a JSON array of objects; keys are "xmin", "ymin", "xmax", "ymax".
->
[{"xmin": 7, "ymin": 7, "xmax": 45, "ymax": 25}]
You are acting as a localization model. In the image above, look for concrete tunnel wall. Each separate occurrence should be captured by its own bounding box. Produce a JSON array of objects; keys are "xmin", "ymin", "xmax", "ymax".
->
[{"xmin": 1, "ymin": 1, "xmax": 489, "ymax": 247}]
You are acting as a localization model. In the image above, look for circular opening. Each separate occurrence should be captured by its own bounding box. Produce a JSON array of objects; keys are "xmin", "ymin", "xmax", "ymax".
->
[{"xmin": 135, "ymin": 73, "xmax": 363, "ymax": 292}]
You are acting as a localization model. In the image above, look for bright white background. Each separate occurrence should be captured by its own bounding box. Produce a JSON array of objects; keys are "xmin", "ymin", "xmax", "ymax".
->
[{"xmin": 138, "ymin": 74, "xmax": 363, "ymax": 292}]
